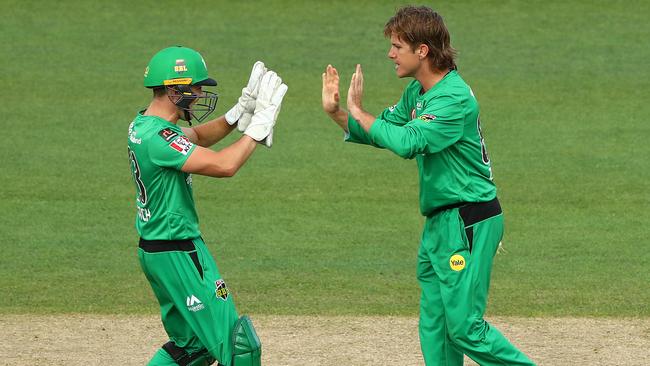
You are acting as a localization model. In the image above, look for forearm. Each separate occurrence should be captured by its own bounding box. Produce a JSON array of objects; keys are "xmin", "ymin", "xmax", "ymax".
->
[
  {"xmin": 214, "ymin": 135, "xmax": 257, "ymax": 176},
  {"xmin": 369, "ymin": 118, "xmax": 462, "ymax": 159},
  {"xmin": 326, "ymin": 108, "xmax": 350, "ymax": 132},
  {"xmin": 348, "ymin": 106, "xmax": 377, "ymax": 133},
  {"xmin": 183, "ymin": 115, "xmax": 236, "ymax": 147},
  {"xmin": 182, "ymin": 135, "xmax": 257, "ymax": 178}
]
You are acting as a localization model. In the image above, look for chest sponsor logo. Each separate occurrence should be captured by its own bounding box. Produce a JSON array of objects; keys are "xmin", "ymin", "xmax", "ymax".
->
[
  {"xmin": 419, "ymin": 114, "xmax": 436, "ymax": 122},
  {"xmin": 186, "ymin": 295, "xmax": 205, "ymax": 312},
  {"xmin": 159, "ymin": 128, "xmax": 179, "ymax": 142},
  {"xmin": 169, "ymin": 136, "xmax": 193, "ymax": 155},
  {"xmin": 215, "ymin": 279, "xmax": 229, "ymax": 301},
  {"xmin": 450, "ymin": 254, "xmax": 466, "ymax": 271}
]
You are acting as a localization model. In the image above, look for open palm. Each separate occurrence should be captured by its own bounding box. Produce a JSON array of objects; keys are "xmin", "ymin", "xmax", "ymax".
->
[{"xmin": 322, "ymin": 64, "xmax": 341, "ymax": 114}]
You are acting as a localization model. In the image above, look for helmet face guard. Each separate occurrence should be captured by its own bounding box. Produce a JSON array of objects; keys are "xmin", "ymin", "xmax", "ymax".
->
[{"xmin": 168, "ymin": 85, "xmax": 218, "ymax": 124}]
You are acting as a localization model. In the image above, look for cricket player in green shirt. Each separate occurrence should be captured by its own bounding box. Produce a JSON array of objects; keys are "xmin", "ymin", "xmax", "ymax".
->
[
  {"xmin": 128, "ymin": 46, "xmax": 287, "ymax": 366},
  {"xmin": 322, "ymin": 6, "xmax": 536, "ymax": 366}
]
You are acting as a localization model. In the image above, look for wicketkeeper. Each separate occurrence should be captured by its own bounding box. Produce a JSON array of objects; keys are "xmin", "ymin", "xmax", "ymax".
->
[{"xmin": 128, "ymin": 45, "xmax": 287, "ymax": 365}]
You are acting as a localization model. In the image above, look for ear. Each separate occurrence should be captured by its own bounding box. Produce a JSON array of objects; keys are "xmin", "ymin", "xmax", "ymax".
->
[{"xmin": 416, "ymin": 44, "xmax": 429, "ymax": 60}]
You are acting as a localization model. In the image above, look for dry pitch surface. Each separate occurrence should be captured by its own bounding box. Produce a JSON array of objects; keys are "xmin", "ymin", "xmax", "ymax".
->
[{"xmin": 2, "ymin": 315, "xmax": 649, "ymax": 365}]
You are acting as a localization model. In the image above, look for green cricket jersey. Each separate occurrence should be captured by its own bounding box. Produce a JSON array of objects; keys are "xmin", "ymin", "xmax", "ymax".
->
[
  {"xmin": 127, "ymin": 112, "xmax": 200, "ymax": 240},
  {"xmin": 346, "ymin": 70, "xmax": 496, "ymax": 216}
]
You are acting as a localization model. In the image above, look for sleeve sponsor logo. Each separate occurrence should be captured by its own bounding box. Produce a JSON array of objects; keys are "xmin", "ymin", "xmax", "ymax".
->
[
  {"xmin": 388, "ymin": 104, "xmax": 397, "ymax": 112},
  {"xmin": 159, "ymin": 128, "xmax": 179, "ymax": 141},
  {"xmin": 419, "ymin": 114, "xmax": 437, "ymax": 122},
  {"xmin": 169, "ymin": 136, "xmax": 193, "ymax": 155}
]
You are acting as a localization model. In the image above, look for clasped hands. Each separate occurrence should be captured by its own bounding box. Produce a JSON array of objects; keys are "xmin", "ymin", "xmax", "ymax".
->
[{"xmin": 226, "ymin": 61, "xmax": 288, "ymax": 148}]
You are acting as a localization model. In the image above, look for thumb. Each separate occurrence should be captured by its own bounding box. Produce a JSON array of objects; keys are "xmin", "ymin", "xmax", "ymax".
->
[{"xmin": 271, "ymin": 83, "xmax": 288, "ymax": 106}]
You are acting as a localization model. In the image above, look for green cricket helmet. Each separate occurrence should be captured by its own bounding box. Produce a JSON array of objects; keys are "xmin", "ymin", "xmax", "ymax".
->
[{"xmin": 144, "ymin": 46, "xmax": 218, "ymax": 123}]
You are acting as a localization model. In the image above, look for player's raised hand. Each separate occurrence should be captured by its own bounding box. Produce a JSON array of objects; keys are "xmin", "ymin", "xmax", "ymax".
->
[
  {"xmin": 347, "ymin": 64, "xmax": 364, "ymax": 115},
  {"xmin": 322, "ymin": 64, "xmax": 341, "ymax": 115},
  {"xmin": 244, "ymin": 71, "xmax": 288, "ymax": 148},
  {"xmin": 225, "ymin": 61, "xmax": 267, "ymax": 128}
]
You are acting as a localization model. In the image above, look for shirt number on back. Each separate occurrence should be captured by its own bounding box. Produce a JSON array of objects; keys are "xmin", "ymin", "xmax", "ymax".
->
[
  {"xmin": 128, "ymin": 147, "xmax": 148, "ymax": 205},
  {"xmin": 477, "ymin": 116, "xmax": 494, "ymax": 179},
  {"xmin": 477, "ymin": 117, "xmax": 490, "ymax": 164}
]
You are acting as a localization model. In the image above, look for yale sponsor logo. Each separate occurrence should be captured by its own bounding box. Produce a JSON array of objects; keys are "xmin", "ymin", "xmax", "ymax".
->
[{"xmin": 449, "ymin": 254, "xmax": 466, "ymax": 271}]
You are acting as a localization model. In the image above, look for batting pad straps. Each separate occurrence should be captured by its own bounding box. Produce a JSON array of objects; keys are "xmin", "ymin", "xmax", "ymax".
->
[
  {"xmin": 161, "ymin": 342, "xmax": 215, "ymax": 366},
  {"xmin": 231, "ymin": 316, "xmax": 262, "ymax": 366}
]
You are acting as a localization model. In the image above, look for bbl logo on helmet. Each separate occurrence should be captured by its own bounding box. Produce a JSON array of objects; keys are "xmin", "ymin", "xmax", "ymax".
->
[
  {"xmin": 215, "ymin": 279, "xmax": 229, "ymax": 301},
  {"xmin": 174, "ymin": 59, "xmax": 188, "ymax": 74}
]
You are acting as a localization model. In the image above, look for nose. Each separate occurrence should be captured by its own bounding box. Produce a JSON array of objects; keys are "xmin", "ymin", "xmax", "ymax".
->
[{"xmin": 387, "ymin": 48, "xmax": 396, "ymax": 60}]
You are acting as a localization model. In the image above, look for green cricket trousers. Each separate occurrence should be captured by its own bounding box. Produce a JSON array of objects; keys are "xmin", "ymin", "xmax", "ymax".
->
[
  {"xmin": 417, "ymin": 198, "xmax": 536, "ymax": 365},
  {"xmin": 138, "ymin": 237, "xmax": 239, "ymax": 366}
]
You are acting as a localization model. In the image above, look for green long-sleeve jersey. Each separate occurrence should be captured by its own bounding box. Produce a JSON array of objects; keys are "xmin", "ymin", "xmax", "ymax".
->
[{"xmin": 346, "ymin": 70, "xmax": 496, "ymax": 216}]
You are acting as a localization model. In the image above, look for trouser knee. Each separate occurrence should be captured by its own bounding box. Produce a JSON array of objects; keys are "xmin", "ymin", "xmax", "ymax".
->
[{"xmin": 447, "ymin": 317, "xmax": 483, "ymax": 347}]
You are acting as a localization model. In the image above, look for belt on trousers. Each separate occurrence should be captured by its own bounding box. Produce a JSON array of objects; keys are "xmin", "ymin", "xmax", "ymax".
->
[
  {"xmin": 138, "ymin": 238, "xmax": 204, "ymax": 279},
  {"xmin": 429, "ymin": 197, "xmax": 502, "ymax": 227},
  {"xmin": 138, "ymin": 238, "xmax": 196, "ymax": 252}
]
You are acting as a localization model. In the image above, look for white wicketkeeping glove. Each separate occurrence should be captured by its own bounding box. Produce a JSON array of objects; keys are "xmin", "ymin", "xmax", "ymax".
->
[
  {"xmin": 244, "ymin": 71, "xmax": 288, "ymax": 147},
  {"xmin": 224, "ymin": 61, "xmax": 267, "ymax": 126}
]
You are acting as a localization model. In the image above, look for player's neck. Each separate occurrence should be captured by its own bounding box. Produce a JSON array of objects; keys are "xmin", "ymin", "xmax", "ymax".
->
[
  {"xmin": 416, "ymin": 66, "xmax": 449, "ymax": 92},
  {"xmin": 143, "ymin": 98, "xmax": 180, "ymax": 124}
]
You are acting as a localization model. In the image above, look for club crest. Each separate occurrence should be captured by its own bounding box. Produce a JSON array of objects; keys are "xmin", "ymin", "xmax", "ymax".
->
[{"xmin": 215, "ymin": 279, "xmax": 229, "ymax": 301}]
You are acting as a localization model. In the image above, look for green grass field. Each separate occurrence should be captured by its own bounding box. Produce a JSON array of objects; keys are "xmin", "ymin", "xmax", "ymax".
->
[{"xmin": 1, "ymin": 0, "xmax": 648, "ymax": 317}]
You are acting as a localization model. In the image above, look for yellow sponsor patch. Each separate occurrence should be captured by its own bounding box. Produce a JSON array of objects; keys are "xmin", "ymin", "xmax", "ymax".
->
[
  {"xmin": 163, "ymin": 77, "xmax": 193, "ymax": 86},
  {"xmin": 450, "ymin": 254, "xmax": 466, "ymax": 271}
]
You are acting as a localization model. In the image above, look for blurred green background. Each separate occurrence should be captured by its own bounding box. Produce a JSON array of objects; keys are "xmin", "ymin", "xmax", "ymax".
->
[{"xmin": 1, "ymin": 0, "xmax": 648, "ymax": 317}]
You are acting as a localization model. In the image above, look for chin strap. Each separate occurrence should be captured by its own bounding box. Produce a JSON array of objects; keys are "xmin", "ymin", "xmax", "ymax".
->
[{"xmin": 184, "ymin": 110, "xmax": 192, "ymax": 126}]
